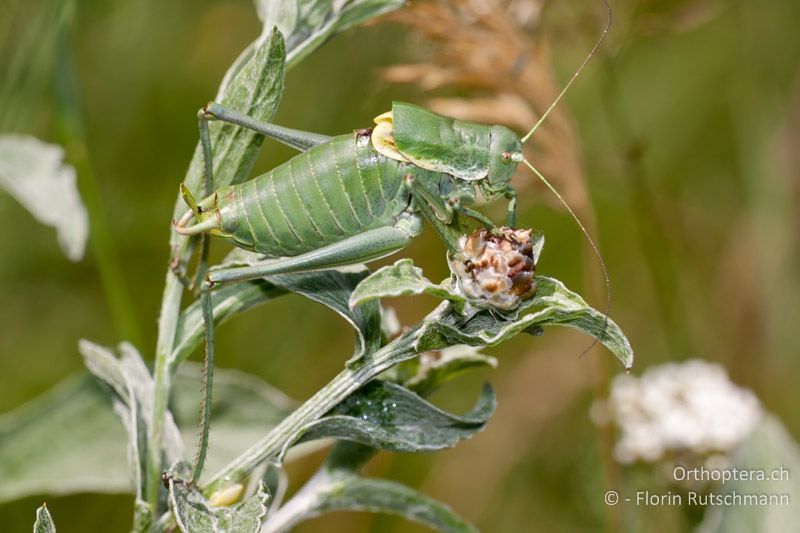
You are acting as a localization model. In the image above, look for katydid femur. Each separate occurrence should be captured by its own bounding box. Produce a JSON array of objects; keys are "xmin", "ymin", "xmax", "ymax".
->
[{"xmin": 173, "ymin": 2, "xmax": 612, "ymax": 483}]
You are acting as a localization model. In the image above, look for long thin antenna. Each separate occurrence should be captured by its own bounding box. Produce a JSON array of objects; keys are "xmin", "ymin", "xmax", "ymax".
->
[
  {"xmin": 522, "ymin": 158, "xmax": 610, "ymax": 356},
  {"xmin": 521, "ymin": 0, "xmax": 612, "ymax": 143}
]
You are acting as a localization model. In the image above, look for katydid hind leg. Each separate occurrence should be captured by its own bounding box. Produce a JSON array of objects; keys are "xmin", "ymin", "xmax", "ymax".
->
[
  {"xmin": 191, "ymin": 281, "xmax": 215, "ymax": 483},
  {"xmin": 189, "ymin": 108, "xmax": 218, "ymax": 482},
  {"xmin": 207, "ymin": 216, "xmax": 422, "ymax": 285},
  {"xmin": 204, "ymin": 101, "xmax": 331, "ymax": 152}
]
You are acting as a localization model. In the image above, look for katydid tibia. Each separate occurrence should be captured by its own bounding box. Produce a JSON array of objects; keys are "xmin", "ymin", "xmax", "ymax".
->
[{"xmin": 173, "ymin": 1, "xmax": 613, "ymax": 484}]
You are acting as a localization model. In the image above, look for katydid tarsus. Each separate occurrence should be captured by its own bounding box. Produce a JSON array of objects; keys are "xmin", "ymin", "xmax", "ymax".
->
[{"xmin": 172, "ymin": 2, "xmax": 613, "ymax": 483}]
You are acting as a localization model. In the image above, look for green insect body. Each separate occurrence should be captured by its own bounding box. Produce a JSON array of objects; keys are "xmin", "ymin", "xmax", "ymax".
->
[
  {"xmin": 178, "ymin": 102, "xmax": 524, "ymax": 263},
  {"xmin": 201, "ymin": 133, "xmax": 434, "ymax": 256},
  {"xmin": 179, "ymin": 13, "xmax": 612, "ymax": 484}
]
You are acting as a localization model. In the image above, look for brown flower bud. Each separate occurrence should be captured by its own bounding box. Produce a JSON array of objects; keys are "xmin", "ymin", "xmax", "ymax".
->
[{"xmin": 448, "ymin": 227, "xmax": 537, "ymax": 310}]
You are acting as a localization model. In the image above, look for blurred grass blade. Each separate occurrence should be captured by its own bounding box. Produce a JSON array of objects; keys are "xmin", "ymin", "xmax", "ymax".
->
[
  {"xmin": 284, "ymin": 380, "xmax": 494, "ymax": 456},
  {"xmin": 169, "ymin": 477, "xmax": 269, "ymax": 533},
  {"xmin": 34, "ymin": 503, "xmax": 56, "ymax": 533},
  {"xmin": 0, "ymin": 134, "xmax": 88, "ymax": 260}
]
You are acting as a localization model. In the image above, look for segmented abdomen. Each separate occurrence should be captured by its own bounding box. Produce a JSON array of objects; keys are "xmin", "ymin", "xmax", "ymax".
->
[{"xmin": 218, "ymin": 133, "xmax": 408, "ymax": 256}]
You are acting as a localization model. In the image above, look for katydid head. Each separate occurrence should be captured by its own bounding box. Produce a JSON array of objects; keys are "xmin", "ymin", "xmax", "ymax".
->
[{"xmin": 483, "ymin": 125, "xmax": 524, "ymax": 198}]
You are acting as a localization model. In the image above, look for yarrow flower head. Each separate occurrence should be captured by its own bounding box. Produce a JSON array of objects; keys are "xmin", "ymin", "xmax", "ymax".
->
[
  {"xmin": 600, "ymin": 359, "xmax": 762, "ymax": 465},
  {"xmin": 448, "ymin": 227, "xmax": 537, "ymax": 310}
]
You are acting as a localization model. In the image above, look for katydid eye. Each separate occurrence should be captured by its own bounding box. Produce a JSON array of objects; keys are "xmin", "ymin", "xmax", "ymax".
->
[{"xmin": 501, "ymin": 151, "xmax": 511, "ymax": 163}]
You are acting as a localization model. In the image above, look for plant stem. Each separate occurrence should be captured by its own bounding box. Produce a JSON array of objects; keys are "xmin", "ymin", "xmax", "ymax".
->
[
  {"xmin": 145, "ymin": 268, "xmax": 184, "ymax": 511},
  {"xmin": 201, "ymin": 331, "xmax": 420, "ymax": 495}
]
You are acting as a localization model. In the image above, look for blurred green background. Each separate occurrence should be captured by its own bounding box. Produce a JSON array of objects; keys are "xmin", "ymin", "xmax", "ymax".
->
[{"xmin": 1, "ymin": 0, "xmax": 799, "ymax": 531}]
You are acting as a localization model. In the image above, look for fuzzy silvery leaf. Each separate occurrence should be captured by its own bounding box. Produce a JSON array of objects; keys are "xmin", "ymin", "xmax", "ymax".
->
[
  {"xmin": 349, "ymin": 258, "xmax": 467, "ymax": 313},
  {"xmin": 170, "ymin": 477, "xmax": 269, "ymax": 533},
  {"xmin": 255, "ymin": 0, "xmax": 404, "ymax": 67},
  {"xmin": 285, "ymin": 380, "xmax": 495, "ymax": 456},
  {"xmin": 0, "ymin": 365, "xmax": 302, "ymax": 504},
  {"xmin": 80, "ymin": 340, "xmax": 183, "ymax": 505},
  {"xmin": 0, "ymin": 375, "xmax": 129, "ymax": 503},
  {"xmin": 697, "ymin": 415, "xmax": 800, "ymax": 533},
  {"xmin": 303, "ymin": 476, "xmax": 476, "ymax": 533},
  {"xmin": 34, "ymin": 503, "xmax": 56, "ymax": 533},
  {"xmin": 263, "ymin": 456, "xmax": 476, "ymax": 533},
  {"xmin": 0, "ymin": 134, "xmax": 88, "ymax": 261}
]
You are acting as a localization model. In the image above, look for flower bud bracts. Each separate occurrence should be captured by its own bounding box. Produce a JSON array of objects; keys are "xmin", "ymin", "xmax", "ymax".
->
[{"xmin": 448, "ymin": 227, "xmax": 537, "ymax": 310}]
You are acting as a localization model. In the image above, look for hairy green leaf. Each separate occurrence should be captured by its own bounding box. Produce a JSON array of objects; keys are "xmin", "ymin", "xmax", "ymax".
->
[
  {"xmin": 287, "ymin": 380, "xmax": 494, "ymax": 455},
  {"xmin": 264, "ymin": 450, "xmax": 476, "ymax": 533},
  {"xmin": 352, "ymin": 258, "xmax": 633, "ymax": 368},
  {"xmin": 33, "ymin": 503, "xmax": 56, "ymax": 533},
  {"xmin": 697, "ymin": 415, "xmax": 800, "ymax": 533},
  {"xmin": 0, "ymin": 134, "xmax": 87, "ymax": 260},
  {"xmin": 268, "ymin": 267, "xmax": 381, "ymax": 364},
  {"xmin": 170, "ymin": 477, "xmax": 269, "ymax": 533},
  {"xmin": 173, "ymin": 28, "xmax": 286, "ymax": 226},
  {"xmin": 424, "ymin": 276, "xmax": 634, "ymax": 369},
  {"xmin": 309, "ymin": 476, "xmax": 476, "ymax": 533},
  {"xmin": 349, "ymin": 258, "xmax": 466, "ymax": 313},
  {"xmin": 255, "ymin": 0, "xmax": 405, "ymax": 67}
]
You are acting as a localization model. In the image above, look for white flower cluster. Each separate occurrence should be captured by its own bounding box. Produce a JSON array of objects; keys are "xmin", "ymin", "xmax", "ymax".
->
[{"xmin": 605, "ymin": 359, "xmax": 762, "ymax": 464}]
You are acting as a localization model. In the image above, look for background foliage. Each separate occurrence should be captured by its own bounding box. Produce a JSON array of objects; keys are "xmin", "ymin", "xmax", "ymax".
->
[{"xmin": 1, "ymin": 0, "xmax": 799, "ymax": 531}]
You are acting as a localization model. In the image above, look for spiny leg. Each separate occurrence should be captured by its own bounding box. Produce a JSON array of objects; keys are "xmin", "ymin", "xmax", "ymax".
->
[
  {"xmin": 207, "ymin": 216, "xmax": 422, "ymax": 285},
  {"xmin": 191, "ymin": 104, "xmax": 216, "ymax": 483},
  {"xmin": 191, "ymin": 281, "xmax": 215, "ymax": 483}
]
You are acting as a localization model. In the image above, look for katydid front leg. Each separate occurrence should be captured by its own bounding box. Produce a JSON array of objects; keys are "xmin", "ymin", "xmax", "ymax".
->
[{"xmin": 505, "ymin": 188, "xmax": 517, "ymax": 228}]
